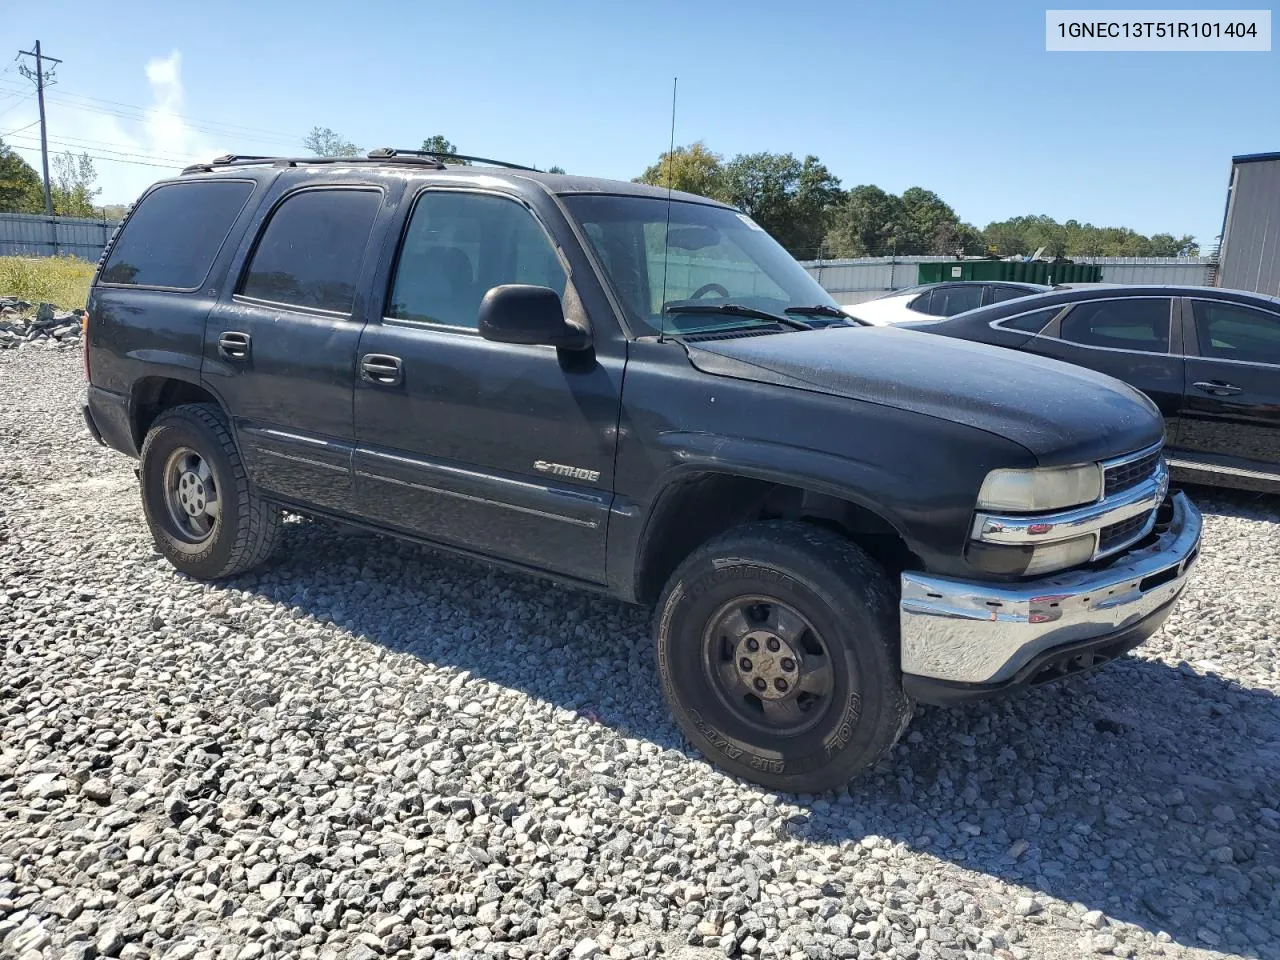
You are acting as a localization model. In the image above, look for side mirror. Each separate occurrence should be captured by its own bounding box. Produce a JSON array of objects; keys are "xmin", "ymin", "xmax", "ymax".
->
[{"xmin": 478, "ymin": 284, "xmax": 590, "ymax": 351}]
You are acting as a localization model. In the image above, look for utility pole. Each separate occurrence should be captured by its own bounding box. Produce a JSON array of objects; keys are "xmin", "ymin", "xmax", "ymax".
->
[{"xmin": 18, "ymin": 41, "xmax": 61, "ymax": 217}]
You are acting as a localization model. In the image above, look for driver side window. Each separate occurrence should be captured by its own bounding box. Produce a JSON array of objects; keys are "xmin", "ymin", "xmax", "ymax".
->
[
  {"xmin": 641, "ymin": 221, "xmax": 788, "ymax": 314},
  {"xmin": 388, "ymin": 191, "xmax": 566, "ymax": 329}
]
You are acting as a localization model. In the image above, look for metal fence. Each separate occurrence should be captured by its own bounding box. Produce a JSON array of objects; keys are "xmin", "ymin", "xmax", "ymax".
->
[
  {"xmin": 0, "ymin": 213, "xmax": 121, "ymax": 261},
  {"xmin": 799, "ymin": 256, "xmax": 1218, "ymax": 304}
]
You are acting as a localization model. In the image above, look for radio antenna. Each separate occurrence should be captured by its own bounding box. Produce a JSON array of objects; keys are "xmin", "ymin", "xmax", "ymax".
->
[{"xmin": 658, "ymin": 77, "xmax": 677, "ymax": 344}]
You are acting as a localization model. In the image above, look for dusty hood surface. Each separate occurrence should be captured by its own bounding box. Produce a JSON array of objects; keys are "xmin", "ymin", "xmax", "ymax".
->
[{"xmin": 685, "ymin": 325, "xmax": 1164, "ymax": 463}]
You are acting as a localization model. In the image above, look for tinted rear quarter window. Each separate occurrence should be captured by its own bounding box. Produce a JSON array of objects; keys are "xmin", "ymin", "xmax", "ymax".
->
[
  {"xmin": 932, "ymin": 284, "xmax": 984, "ymax": 316},
  {"xmin": 240, "ymin": 188, "xmax": 382, "ymax": 314},
  {"xmin": 990, "ymin": 285, "xmax": 1033, "ymax": 304},
  {"xmin": 996, "ymin": 306, "xmax": 1061, "ymax": 334},
  {"xmin": 1059, "ymin": 298, "xmax": 1171, "ymax": 352},
  {"xmin": 1192, "ymin": 300, "xmax": 1280, "ymax": 364},
  {"xmin": 100, "ymin": 180, "xmax": 255, "ymax": 288},
  {"xmin": 908, "ymin": 290, "xmax": 934, "ymax": 313}
]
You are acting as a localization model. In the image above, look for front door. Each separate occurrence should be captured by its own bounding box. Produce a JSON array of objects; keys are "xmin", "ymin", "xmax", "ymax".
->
[
  {"xmin": 203, "ymin": 184, "xmax": 385, "ymax": 512},
  {"xmin": 352, "ymin": 188, "xmax": 621, "ymax": 583},
  {"xmin": 1176, "ymin": 297, "xmax": 1280, "ymax": 478},
  {"xmin": 1022, "ymin": 296, "xmax": 1184, "ymax": 444}
]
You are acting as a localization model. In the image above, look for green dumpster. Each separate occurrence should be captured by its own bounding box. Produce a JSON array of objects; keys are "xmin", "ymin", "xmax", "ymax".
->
[{"xmin": 917, "ymin": 259, "xmax": 1101, "ymax": 285}]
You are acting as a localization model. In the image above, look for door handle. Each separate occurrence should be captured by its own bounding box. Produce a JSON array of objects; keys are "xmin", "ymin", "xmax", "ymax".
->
[
  {"xmin": 1192, "ymin": 380, "xmax": 1243, "ymax": 397},
  {"xmin": 218, "ymin": 331, "xmax": 251, "ymax": 360},
  {"xmin": 360, "ymin": 354, "xmax": 403, "ymax": 386}
]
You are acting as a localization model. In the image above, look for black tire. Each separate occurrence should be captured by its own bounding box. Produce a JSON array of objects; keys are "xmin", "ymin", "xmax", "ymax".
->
[
  {"xmin": 655, "ymin": 521, "xmax": 912, "ymax": 792},
  {"xmin": 139, "ymin": 403, "xmax": 281, "ymax": 580}
]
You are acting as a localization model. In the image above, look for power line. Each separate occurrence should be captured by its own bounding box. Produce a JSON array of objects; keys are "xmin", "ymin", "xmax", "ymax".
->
[
  {"xmin": 15, "ymin": 129, "xmax": 207, "ymax": 165},
  {"xmin": 36, "ymin": 96, "xmax": 302, "ymax": 149},
  {"xmin": 0, "ymin": 75, "xmax": 306, "ymax": 147},
  {"xmin": 7, "ymin": 133, "xmax": 190, "ymax": 167},
  {"xmin": 0, "ymin": 95, "xmax": 32, "ymax": 122},
  {"xmin": 0, "ymin": 118, "xmax": 40, "ymax": 138},
  {"xmin": 5, "ymin": 136, "xmax": 181, "ymax": 170}
]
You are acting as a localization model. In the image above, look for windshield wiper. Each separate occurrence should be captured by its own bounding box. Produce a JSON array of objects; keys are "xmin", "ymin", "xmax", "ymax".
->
[
  {"xmin": 665, "ymin": 302, "xmax": 813, "ymax": 331},
  {"xmin": 784, "ymin": 304, "xmax": 847, "ymax": 319},
  {"xmin": 785, "ymin": 304, "xmax": 865, "ymax": 326}
]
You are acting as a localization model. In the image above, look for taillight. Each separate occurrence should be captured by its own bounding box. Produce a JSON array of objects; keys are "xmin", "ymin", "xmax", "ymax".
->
[{"xmin": 82, "ymin": 310, "xmax": 91, "ymax": 381}]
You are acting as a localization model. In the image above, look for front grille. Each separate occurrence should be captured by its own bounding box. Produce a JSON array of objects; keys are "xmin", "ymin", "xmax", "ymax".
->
[
  {"xmin": 1104, "ymin": 448, "xmax": 1162, "ymax": 498},
  {"xmin": 1099, "ymin": 513, "xmax": 1151, "ymax": 553}
]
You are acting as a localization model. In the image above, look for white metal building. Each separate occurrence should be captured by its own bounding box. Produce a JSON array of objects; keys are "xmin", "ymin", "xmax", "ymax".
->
[{"xmin": 1217, "ymin": 152, "xmax": 1280, "ymax": 296}]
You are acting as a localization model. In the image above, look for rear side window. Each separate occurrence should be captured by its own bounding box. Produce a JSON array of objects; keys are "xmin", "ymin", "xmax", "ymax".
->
[
  {"xmin": 990, "ymin": 285, "xmax": 1032, "ymax": 304},
  {"xmin": 995, "ymin": 306, "xmax": 1061, "ymax": 334},
  {"xmin": 1192, "ymin": 300, "xmax": 1280, "ymax": 365},
  {"xmin": 1059, "ymin": 298, "xmax": 1171, "ymax": 352},
  {"xmin": 100, "ymin": 180, "xmax": 254, "ymax": 288},
  {"xmin": 240, "ymin": 188, "xmax": 381, "ymax": 314},
  {"xmin": 908, "ymin": 290, "xmax": 934, "ymax": 313},
  {"xmin": 932, "ymin": 284, "xmax": 984, "ymax": 316}
]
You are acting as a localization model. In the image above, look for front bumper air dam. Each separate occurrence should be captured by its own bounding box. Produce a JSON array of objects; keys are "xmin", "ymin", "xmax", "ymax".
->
[{"xmin": 899, "ymin": 491, "xmax": 1201, "ymax": 704}]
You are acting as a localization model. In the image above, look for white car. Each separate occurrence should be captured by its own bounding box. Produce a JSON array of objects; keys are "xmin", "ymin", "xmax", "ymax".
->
[{"xmin": 843, "ymin": 281, "xmax": 1053, "ymax": 326}]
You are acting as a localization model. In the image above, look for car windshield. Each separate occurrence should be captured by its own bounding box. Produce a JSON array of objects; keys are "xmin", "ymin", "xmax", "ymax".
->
[{"xmin": 561, "ymin": 194, "xmax": 842, "ymax": 336}]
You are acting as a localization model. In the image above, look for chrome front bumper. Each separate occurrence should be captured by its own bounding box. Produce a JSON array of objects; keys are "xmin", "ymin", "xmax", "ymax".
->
[{"xmin": 900, "ymin": 491, "xmax": 1201, "ymax": 688}]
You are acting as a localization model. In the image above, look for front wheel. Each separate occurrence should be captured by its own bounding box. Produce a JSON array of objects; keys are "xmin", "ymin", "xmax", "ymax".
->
[{"xmin": 655, "ymin": 521, "xmax": 912, "ymax": 792}]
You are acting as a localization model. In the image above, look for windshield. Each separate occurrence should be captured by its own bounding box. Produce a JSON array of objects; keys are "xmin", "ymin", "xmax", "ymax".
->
[{"xmin": 561, "ymin": 194, "xmax": 840, "ymax": 336}]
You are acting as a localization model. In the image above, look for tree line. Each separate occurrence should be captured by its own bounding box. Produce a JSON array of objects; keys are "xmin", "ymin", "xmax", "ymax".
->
[
  {"xmin": 0, "ymin": 138, "xmax": 108, "ymax": 219},
  {"xmin": 0, "ymin": 129, "xmax": 1200, "ymax": 260},
  {"xmin": 634, "ymin": 142, "xmax": 1199, "ymax": 260},
  {"xmin": 302, "ymin": 127, "xmax": 565, "ymax": 174}
]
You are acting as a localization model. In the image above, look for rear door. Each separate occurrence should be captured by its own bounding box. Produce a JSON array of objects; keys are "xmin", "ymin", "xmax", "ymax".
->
[
  {"xmin": 1175, "ymin": 297, "xmax": 1280, "ymax": 476},
  {"xmin": 202, "ymin": 183, "xmax": 387, "ymax": 513},
  {"xmin": 1021, "ymin": 296, "xmax": 1184, "ymax": 442}
]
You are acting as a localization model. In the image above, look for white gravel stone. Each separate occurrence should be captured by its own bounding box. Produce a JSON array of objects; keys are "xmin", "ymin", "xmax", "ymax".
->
[{"xmin": 0, "ymin": 349, "xmax": 1277, "ymax": 960}]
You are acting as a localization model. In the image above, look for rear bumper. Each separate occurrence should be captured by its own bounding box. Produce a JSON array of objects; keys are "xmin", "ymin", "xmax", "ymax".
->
[
  {"xmin": 83, "ymin": 385, "xmax": 136, "ymax": 457},
  {"xmin": 82, "ymin": 400, "xmax": 106, "ymax": 446},
  {"xmin": 899, "ymin": 491, "xmax": 1201, "ymax": 701}
]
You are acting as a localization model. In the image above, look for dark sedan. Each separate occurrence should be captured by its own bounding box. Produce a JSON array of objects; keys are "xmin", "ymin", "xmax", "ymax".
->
[{"xmin": 902, "ymin": 285, "xmax": 1280, "ymax": 493}]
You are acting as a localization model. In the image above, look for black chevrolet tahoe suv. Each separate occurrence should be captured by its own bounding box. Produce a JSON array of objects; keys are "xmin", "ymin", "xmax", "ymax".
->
[{"xmin": 82, "ymin": 150, "xmax": 1202, "ymax": 791}]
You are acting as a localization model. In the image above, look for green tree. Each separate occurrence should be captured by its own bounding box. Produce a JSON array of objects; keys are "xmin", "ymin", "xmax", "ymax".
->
[
  {"xmin": 421, "ymin": 135, "xmax": 467, "ymax": 164},
  {"xmin": 635, "ymin": 142, "xmax": 726, "ymax": 198},
  {"xmin": 787, "ymin": 156, "xmax": 844, "ymax": 259},
  {"xmin": 0, "ymin": 139, "xmax": 44, "ymax": 214},
  {"xmin": 303, "ymin": 126, "xmax": 360, "ymax": 157},
  {"xmin": 983, "ymin": 214, "xmax": 1198, "ymax": 258},
  {"xmin": 825, "ymin": 185, "xmax": 904, "ymax": 257},
  {"xmin": 720, "ymin": 152, "xmax": 801, "ymax": 235},
  {"xmin": 51, "ymin": 151, "xmax": 100, "ymax": 218},
  {"xmin": 898, "ymin": 187, "xmax": 962, "ymax": 255},
  {"xmin": 547, "ymin": 165, "xmax": 566, "ymax": 174},
  {"xmin": 712, "ymin": 151, "xmax": 843, "ymax": 258}
]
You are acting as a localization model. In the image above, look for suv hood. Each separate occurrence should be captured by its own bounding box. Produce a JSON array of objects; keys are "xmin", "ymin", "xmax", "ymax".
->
[{"xmin": 685, "ymin": 326, "xmax": 1163, "ymax": 463}]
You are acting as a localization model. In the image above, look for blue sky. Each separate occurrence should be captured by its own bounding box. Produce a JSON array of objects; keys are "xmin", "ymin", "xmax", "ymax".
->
[{"xmin": 1, "ymin": 0, "xmax": 1275, "ymax": 247}]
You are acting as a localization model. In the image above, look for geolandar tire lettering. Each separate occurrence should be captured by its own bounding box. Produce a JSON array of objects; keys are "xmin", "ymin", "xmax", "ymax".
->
[{"xmin": 655, "ymin": 520, "xmax": 913, "ymax": 792}]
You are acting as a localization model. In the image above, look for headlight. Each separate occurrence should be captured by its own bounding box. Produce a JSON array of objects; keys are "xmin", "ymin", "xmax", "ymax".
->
[
  {"xmin": 966, "ymin": 535, "xmax": 1096, "ymax": 578},
  {"xmin": 976, "ymin": 463, "xmax": 1102, "ymax": 512}
]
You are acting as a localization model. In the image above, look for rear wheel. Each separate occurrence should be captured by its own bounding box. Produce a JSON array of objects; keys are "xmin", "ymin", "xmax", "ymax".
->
[
  {"xmin": 139, "ymin": 403, "xmax": 280, "ymax": 579},
  {"xmin": 655, "ymin": 521, "xmax": 912, "ymax": 792}
]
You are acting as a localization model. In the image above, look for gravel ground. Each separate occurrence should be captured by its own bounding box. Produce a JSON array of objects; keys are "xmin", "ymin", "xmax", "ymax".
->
[{"xmin": 2, "ymin": 350, "xmax": 1278, "ymax": 960}]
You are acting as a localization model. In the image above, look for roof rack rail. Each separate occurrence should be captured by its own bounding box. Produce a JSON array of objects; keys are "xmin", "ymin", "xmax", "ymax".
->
[
  {"xmin": 180, "ymin": 153, "xmax": 449, "ymax": 175},
  {"xmin": 366, "ymin": 147, "xmax": 536, "ymax": 171}
]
